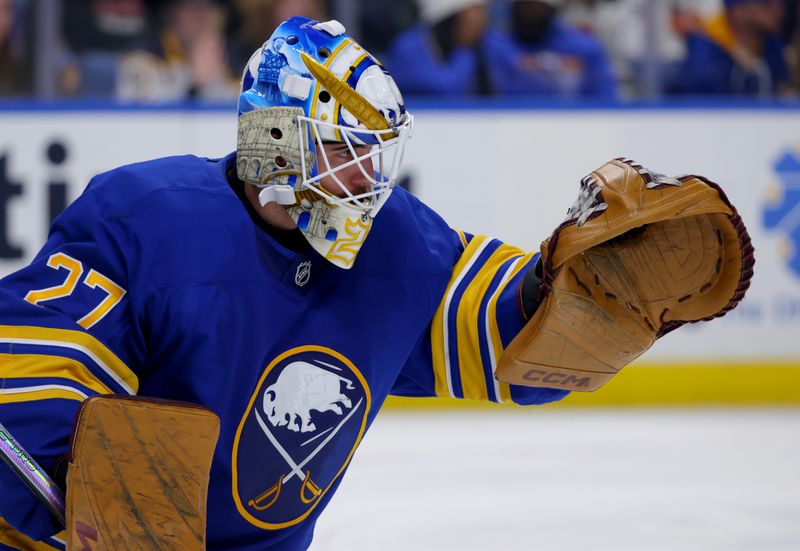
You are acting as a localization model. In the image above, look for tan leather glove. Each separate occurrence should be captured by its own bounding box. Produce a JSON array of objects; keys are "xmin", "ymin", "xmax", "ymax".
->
[{"xmin": 497, "ymin": 158, "xmax": 754, "ymax": 392}]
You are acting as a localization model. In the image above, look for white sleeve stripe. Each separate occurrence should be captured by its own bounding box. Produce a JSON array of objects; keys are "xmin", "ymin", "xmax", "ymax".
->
[
  {"xmin": 0, "ymin": 338, "xmax": 135, "ymax": 395},
  {"xmin": 484, "ymin": 257, "xmax": 523, "ymax": 402},
  {"xmin": 48, "ymin": 534, "xmax": 66, "ymax": 548},
  {"xmin": 0, "ymin": 384, "xmax": 88, "ymax": 399},
  {"xmin": 442, "ymin": 238, "xmax": 494, "ymax": 398}
]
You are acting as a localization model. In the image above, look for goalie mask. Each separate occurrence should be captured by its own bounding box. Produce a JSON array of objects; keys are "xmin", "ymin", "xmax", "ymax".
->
[{"xmin": 237, "ymin": 16, "xmax": 413, "ymax": 269}]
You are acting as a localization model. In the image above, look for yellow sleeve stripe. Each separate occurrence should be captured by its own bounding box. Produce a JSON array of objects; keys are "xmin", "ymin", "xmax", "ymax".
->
[
  {"xmin": 0, "ymin": 385, "xmax": 88, "ymax": 404},
  {"xmin": 0, "ymin": 326, "xmax": 138, "ymax": 394},
  {"xmin": 431, "ymin": 235, "xmax": 492, "ymax": 397},
  {"xmin": 456, "ymin": 245, "xmax": 530, "ymax": 401},
  {"xmin": 455, "ymin": 229, "xmax": 468, "ymax": 249},
  {"xmin": 0, "ymin": 353, "xmax": 112, "ymax": 396},
  {"xmin": 485, "ymin": 253, "xmax": 536, "ymax": 403}
]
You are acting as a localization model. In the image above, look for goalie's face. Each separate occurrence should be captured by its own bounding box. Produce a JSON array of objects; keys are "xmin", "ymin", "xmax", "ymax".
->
[
  {"xmin": 244, "ymin": 141, "xmax": 375, "ymax": 232},
  {"xmin": 317, "ymin": 142, "xmax": 374, "ymax": 200}
]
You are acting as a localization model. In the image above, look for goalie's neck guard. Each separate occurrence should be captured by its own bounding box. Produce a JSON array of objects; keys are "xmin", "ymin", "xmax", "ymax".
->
[{"xmin": 235, "ymin": 16, "xmax": 413, "ymax": 269}]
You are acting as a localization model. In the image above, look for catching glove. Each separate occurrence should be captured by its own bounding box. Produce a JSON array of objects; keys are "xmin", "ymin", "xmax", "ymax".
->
[{"xmin": 497, "ymin": 158, "xmax": 754, "ymax": 392}]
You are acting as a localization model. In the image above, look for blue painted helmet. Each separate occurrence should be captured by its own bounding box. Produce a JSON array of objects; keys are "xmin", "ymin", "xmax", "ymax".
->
[{"xmin": 236, "ymin": 17, "xmax": 413, "ymax": 269}]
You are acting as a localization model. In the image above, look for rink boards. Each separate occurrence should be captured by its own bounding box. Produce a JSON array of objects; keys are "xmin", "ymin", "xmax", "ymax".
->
[{"xmin": 0, "ymin": 102, "xmax": 798, "ymax": 405}]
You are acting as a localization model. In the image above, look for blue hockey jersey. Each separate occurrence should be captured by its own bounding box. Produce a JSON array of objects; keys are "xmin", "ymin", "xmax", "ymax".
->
[{"xmin": 0, "ymin": 153, "xmax": 567, "ymax": 550}]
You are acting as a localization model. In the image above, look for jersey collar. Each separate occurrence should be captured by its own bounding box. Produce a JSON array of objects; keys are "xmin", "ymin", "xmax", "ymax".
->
[{"xmin": 216, "ymin": 152, "xmax": 331, "ymax": 295}]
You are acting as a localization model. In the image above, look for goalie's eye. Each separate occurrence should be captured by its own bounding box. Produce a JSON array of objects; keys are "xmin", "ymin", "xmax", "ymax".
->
[{"xmin": 327, "ymin": 144, "xmax": 370, "ymax": 161}]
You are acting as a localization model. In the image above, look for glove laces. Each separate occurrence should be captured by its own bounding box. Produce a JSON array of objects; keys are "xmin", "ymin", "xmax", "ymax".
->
[
  {"xmin": 567, "ymin": 158, "xmax": 684, "ymax": 227},
  {"xmin": 566, "ymin": 175, "xmax": 608, "ymax": 227},
  {"xmin": 620, "ymin": 157, "xmax": 683, "ymax": 189}
]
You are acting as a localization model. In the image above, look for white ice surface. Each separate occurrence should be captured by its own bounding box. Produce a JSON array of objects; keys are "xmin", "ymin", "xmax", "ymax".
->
[{"xmin": 311, "ymin": 409, "xmax": 800, "ymax": 551}]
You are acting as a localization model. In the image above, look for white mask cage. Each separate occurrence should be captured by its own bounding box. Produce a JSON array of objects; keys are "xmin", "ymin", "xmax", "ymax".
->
[{"xmin": 297, "ymin": 114, "xmax": 414, "ymax": 218}]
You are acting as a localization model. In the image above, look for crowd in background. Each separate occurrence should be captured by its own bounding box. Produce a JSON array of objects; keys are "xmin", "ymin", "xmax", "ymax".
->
[{"xmin": 1, "ymin": 0, "xmax": 799, "ymax": 102}]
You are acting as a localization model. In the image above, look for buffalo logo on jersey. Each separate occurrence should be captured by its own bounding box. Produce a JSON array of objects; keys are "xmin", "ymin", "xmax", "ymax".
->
[{"xmin": 232, "ymin": 346, "xmax": 370, "ymax": 528}]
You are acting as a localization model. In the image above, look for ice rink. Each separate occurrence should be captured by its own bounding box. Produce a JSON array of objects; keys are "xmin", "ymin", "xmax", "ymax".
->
[{"xmin": 312, "ymin": 408, "xmax": 800, "ymax": 551}]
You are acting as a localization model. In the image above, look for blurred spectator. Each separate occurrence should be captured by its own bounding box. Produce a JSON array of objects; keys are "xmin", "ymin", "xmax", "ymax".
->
[
  {"xmin": 387, "ymin": 0, "xmax": 617, "ymax": 98},
  {"xmin": 559, "ymin": 0, "xmax": 704, "ymax": 97},
  {"xmin": 387, "ymin": 0, "xmax": 496, "ymax": 96},
  {"xmin": 116, "ymin": 0, "xmax": 239, "ymax": 102},
  {"xmin": 784, "ymin": 0, "xmax": 800, "ymax": 95},
  {"xmin": 681, "ymin": 0, "xmax": 790, "ymax": 96},
  {"xmin": 61, "ymin": 0, "xmax": 157, "ymax": 96},
  {"xmin": 783, "ymin": 0, "xmax": 798, "ymax": 43},
  {"xmin": 487, "ymin": 0, "xmax": 618, "ymax": 98},
  {"xmin": 0, "ymin": 0, "xmax": 32, "ymax": 96},
  {"xmin": 226, "ymin": 0, "xmax": 325, "ymax": 81},
  {"xmin": 358, "ymin": 0, "xmax": 418, "ymax": 57}
]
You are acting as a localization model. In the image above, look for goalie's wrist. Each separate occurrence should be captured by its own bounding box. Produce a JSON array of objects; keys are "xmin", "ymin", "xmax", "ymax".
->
[{"xmin": 518, "ymin": 256, "xmax": 544, "ymax": 321}]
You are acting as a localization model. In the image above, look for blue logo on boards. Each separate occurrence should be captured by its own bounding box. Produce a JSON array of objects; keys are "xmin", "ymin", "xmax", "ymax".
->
[
  {"xmin": 232, "ymin": 346, "xmax": 370, "ymax": 529},
  {"xmin": 763, "ymin": 148, "xmax": 800, "ymax": 277}
]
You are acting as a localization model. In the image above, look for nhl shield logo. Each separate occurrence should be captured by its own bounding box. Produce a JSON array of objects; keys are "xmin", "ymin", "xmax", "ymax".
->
[
  {"xmin": 232, "ymin": 346, "xmax": 371, "ymax": 529},
  {"xmin": 295, "ymin": 261, "xmax": 312, "ymax": 287}
]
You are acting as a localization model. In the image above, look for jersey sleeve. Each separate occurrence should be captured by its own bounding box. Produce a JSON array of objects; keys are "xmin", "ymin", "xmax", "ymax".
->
[
  {"xmin": 392, "ymin": 230, "xmax": 569, "ymax": 406},
  {"xmin": 0, "ymin": 176, "xmax": 144, "ymax": 542}
]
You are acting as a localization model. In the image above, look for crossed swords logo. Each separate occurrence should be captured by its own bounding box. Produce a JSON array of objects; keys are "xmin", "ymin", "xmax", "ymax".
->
[{"xmin": 248, "ymin": 396, "xmax": 364, "ymax": 511}]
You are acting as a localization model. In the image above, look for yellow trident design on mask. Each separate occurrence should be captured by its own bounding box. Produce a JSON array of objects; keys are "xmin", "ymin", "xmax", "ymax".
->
[{"xmin": 301, "ymin": 52, "xmax": 397, "ymax": 141}]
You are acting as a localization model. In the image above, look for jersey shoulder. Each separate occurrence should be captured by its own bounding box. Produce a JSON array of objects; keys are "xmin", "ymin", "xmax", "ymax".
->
[
  {"xmin": 358, "ymin": 186, "xmax": 462, "ymax": 276},
  {"xmin": 43, "ymin": 155, "xmax": 217, "ymax": 249},
  {"xmin": 62, "ymin": 154, "xmax": 250, "ymax": 286},
  {"xmin": 85, "ymin": 154, "xmax": 231, "ymax": 211},
  {"xmin": 80, "ymin": 154, "xmax": 241, "ymax": 239}
]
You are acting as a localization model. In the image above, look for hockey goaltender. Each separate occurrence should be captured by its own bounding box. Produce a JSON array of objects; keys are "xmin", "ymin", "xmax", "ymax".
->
[{"xmin": 0, "ymin": 16, "xmax": 752, "ymax": 551}]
